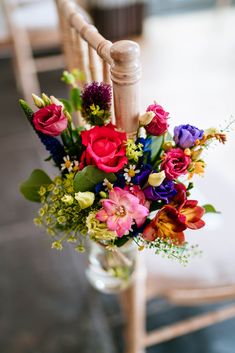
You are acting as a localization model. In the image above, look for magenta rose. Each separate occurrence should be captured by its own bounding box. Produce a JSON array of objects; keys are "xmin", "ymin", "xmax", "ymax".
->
[
  {"xmin": 161, "ymin": 148, "xmax": 191, "ymax": 179},
  {"xmin": 33, "ymin": 104, "xmax": 68, "ymax": 136},
  {"xmin": 145, "ymin": 103, "xmax": 169, "ymax": 136},
  {"xmin": 80, "ymin": 124, "xmax": 128, "ymax": 173}
]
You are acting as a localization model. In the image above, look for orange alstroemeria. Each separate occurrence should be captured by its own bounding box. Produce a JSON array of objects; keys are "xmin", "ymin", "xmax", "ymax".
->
[
  {"xmin": 143, "ymin": 198, "xmax": 205, "ymax": 245},
  {"xmin": 179, "ymin": 200, "xmax": 205, "ymax": 230},
  {"xmin": 143, "ymin": 205, "xmax": 187, "ymax": 245}
]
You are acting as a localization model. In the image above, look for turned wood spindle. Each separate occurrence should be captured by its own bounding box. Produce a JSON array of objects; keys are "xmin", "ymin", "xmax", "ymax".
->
[{"xmin": 110, "ymin": 40, "xmax": 141, "ymax": 134}]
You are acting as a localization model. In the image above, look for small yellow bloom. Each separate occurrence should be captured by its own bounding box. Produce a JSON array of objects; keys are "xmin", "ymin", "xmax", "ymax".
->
[
  {"xmin": 61, "ymin": 194, "xmax": 74, "ymax": 205},
  {"xmin": 162, "ymin": 141, "xmax": 175, "ymax": 151},
  {"xmin": 188, "ymin": 161, "xmax": 206, "ymax": 179},
  {"xmin": 148, "ymin": 171, "xmax": 166, "ymax": 187},
  {"xmin": 86, "ymin": 212, "xmax": 116, "ymax": 241},
  {"xmin": 74, "ymin": 191, "xmax": 95, "ymax": 209},
  {"xmin": 39, "ymin": 186, "xmax": 47, "ymax": 196}
]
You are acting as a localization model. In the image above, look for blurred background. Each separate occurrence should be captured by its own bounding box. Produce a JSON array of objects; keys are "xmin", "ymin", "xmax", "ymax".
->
[{"xmin": 0, "ymin": 0, "xmax": 235, "ymax": 352}]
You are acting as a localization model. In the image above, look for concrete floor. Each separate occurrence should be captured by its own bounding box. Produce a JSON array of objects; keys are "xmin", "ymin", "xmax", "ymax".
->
[{"xmin": 1, "ymin": 6, "xmax": 235, "ymax": 353}]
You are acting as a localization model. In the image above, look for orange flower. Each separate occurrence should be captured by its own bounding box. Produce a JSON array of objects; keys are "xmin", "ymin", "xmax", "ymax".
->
[
  {"xmin": 143, "ymin": 199, "xmax": 205, "ymax": 245},
  {"xmin": 179, "ymin": 200, "xmax": 205, "ymax": 230},
  {"xmin": 143, "ymin": 205, "xmax": 187, "ymax": 244}
]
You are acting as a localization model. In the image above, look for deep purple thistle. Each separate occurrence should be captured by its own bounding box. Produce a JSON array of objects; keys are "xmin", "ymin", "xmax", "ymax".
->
[{"xmin": 81, "ymin": 82, "xmax": 112, "ymax": 125}]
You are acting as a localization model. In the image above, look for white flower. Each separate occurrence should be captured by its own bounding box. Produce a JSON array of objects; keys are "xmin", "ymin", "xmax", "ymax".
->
[
  {"xmin": 61, "ymin": 155, "xmax": 73, "ymax": 172},
  {"xmin": 74, "ymin": 191, "xmax": 95, "ymax": 209},
  {"xmin": 124, "ymin": 165, "xmax": 140, "ymax": 183}
]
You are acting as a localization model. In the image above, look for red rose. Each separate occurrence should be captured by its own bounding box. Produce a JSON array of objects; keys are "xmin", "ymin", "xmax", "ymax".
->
[
  {"xmin": 33, "ymin": 104, "xmax": 67, "ymax": 136},
  {"xmin": 80, "ymin": 124, "xmax": 128, "ymax": 173},
  {"xmin": 145, "ymin": 103, "xmax": 169, "ymax": 136},
  {"xmin": 161, "ymin": 148, "xmax": 191, "ymax": 179}
]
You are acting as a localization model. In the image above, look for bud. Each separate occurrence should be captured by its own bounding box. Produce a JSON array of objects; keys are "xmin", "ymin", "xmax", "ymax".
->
[
  {"xmin": 148, "ymin": 171, "xmax": 166, "ymax": 187},
  {"xmin": 61, "ymin": 194, "xmax": 74, "ymax": 205},
  {"xmin": 99, "ymin": 191, "xmax": 107, "ymax": 199},
  {"xmin": 75, "ymin": 191, "xmax": 95, "ymax": 209},
  {"xmin": 184, "ymin": 148, "xmax": 191, "ymax": 156},
  {"xmin": 139, "ymin": 111, "xmax": 155, "ymax": 126},
  {"xmin": 162, "ymin": 141, "xmax": 174, "ymax": 151},
  {"xmin": 32, "ymin": 94, "xmax": 45, "ymax": 108},
  {"xmin": 64, "ymin": 110, "xmax": 72, "ymax": 123},
  {"xmin": 138, "ymin": 126, "xmax": 147, "ymax": 139},
  {"xmin": 41, "ymin": 93, "xmax": 51, "ymax": 105},
  {"xmin": 50, "ymin": 95, "xmax": 64, "ymax": 107}
]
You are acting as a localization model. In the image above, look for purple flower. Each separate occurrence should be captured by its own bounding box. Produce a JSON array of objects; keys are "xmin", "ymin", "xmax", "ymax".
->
[
  {"xmin": 81, "ymin": 82, "xmax": 112, "ymax": 125},
  {"xmin": 133, "ymin": 164, "xmax": 152, "ymax": 187},
  {"xmin": 174, "ymin": 124, "xmax": 204, "ymax": 149},
  {"xmin": 143, "ymin": 179, "xmax": 177, "ymax": 203}
]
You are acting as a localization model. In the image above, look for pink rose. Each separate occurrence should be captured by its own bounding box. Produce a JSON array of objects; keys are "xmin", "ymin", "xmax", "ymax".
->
[
  {"xmin": 145, "ymin": 103, "xmax": 169, "ymax": 136},
  {"xmin": 80, "ymin": 124, "xmax": 128, "ymax": 173},
  {"xmin": 161, "ymin": 148, "xmax": 191, "ymax": 180},
  {"xmin": 33, "ymin": 104, "xmax": 67, "ymax": 136}
]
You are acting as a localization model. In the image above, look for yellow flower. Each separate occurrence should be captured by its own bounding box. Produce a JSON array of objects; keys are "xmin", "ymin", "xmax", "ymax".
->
[
  {"xmin": 61, "ymin": 194, "xmax": 74, "ymax": 205},
  {"xmin": 74, "ymin": 191, "xmax": 95, "ymax": 209},
  {"xmin": 86, "ymin": 212, "xmax": 116, "ymax": 241},
  {"xmin": 148, "ymin": 171, "xmax": 166, "ymax": 187},
  {"xmin": 188, "ymin": 161, "xmax": 206, "ymax": 179}
]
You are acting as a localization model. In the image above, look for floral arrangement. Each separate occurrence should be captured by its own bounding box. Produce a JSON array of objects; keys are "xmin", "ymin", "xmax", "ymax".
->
[{"xmin": 19, "ymin": 70, "xmax": 227, "ymax": 265}]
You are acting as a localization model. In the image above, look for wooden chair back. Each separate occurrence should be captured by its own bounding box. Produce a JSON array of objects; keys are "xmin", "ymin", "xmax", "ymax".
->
[{"xmin": 56, "ymin": 0, "xmax": 141, "ymax": 135}]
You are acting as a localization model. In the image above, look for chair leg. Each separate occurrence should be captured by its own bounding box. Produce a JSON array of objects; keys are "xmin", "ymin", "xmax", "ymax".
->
[{"xmin": 120, "ymin": 255, "xmax": 147, "ymax": 353}]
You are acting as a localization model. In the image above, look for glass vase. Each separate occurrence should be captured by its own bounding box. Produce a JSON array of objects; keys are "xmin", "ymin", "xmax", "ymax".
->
[{"xmin": 86, "ymin": 239, "xmax": 137, "ymax": 294}]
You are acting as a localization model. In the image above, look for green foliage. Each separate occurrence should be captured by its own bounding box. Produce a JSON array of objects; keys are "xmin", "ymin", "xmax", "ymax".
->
[
  {"xmin": 70, "ymin": 87, "xmax": 82, "ymax": 111},
  {"xmin": 59, "ymin": 98, "xmax": 73, "ymax": 115},
  {"xmin": 73, "ymin": 166, "xmax": 117, "ymax": 192},
  {"xmin": 114, "ymin": 236, "xmax": 130, "ymax": 248},
  {"xmin": 151, "ymin": 135, "xmax": 164, "ymax": 164},
  {"xmin": 202, "ymin": 204, "xmax": 220, "ymax": 214},
  {"xmin": 19, "ymin": 99, "xmax": 34, "ymax": 123},
  {"xmin": 61, "ymin": 69, "xmax": 85, "ymax": 87},
  {"xmin": 34, "ymin": 173, "xmax": 94, "ymax": 250},
  {"xmin": 20, "ymin": 169, "xmax": 52, "ymax": 202},
  {"xmin": 136, "ymin": 236, "xmax": 202, "ymax": 266}
]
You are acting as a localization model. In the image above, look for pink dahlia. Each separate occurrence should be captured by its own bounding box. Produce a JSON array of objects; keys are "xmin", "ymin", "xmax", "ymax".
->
[{"xmin": 96, "ymin": 187, "xmax": 149, "ymax": 237}]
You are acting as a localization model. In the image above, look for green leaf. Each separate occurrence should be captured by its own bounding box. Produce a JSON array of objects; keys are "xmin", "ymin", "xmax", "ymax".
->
[
  {"xmin": 19, "ymin": 99, "xmax": 34, "ymax": 123},
  {"xmin": 114, "ymin": 237, "xmax": 130, "ymax": 248},
  {"xmin": 20, "ymin": 169, "xmax": 52, "ymax": 202},
  {"xmin": 70, "ymin": 87, "xmax": 82, "ymax": 111},
  {"xmin": 73, "ymin": 166, "xmax": 116, "ymax": 192},
  {"xmin": 202, "ymin": 204, "xmax": 220, "ymax": 214},
  {"xmin": 60, "ymin": 98, "xmax": 73, "ymax": 115},
  {"xmin": 151, "ymin": 135, "xmax": 164, "ymax": 163}
]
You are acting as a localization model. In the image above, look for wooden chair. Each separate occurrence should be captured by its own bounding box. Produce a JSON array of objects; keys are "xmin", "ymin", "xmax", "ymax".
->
[{"xmin": 55, "ymin": 1, "xmax": 235, "ymax": 352}]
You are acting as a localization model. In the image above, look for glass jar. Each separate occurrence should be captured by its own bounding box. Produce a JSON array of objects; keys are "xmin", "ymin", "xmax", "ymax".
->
[{"xmin": 86, "ymin": 240, "xmax": 137, "ymax": 294}]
